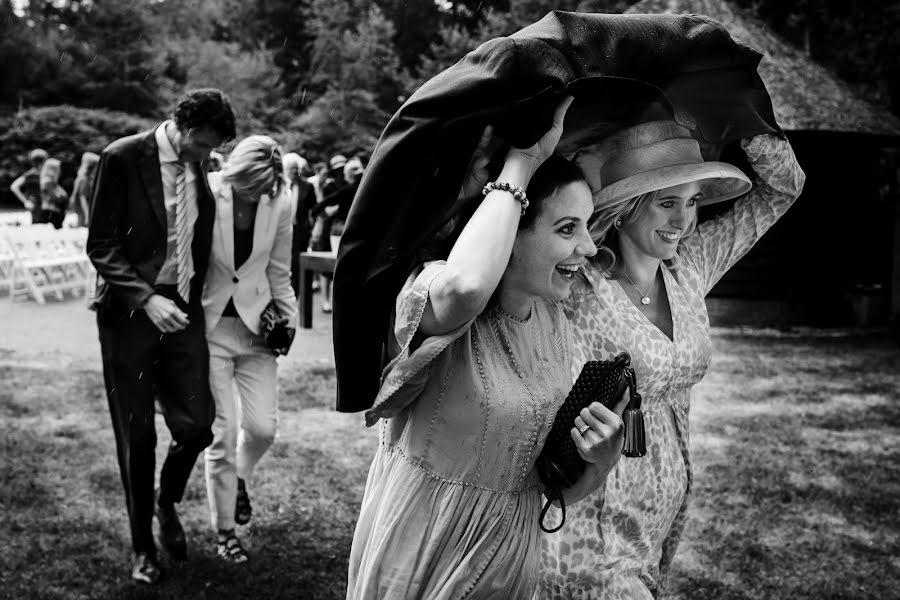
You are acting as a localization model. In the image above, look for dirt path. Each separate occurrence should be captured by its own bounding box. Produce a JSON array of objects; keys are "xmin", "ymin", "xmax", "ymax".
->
[{"xmin": 0, "ymin": 292, "xmax": 337, "ymax": 371}]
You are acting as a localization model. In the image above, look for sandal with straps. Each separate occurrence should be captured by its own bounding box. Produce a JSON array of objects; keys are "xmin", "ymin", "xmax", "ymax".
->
[
  {"xmin": 216, "ymin": 530, "xmax": 249, "ymax": 564},
  {"xmin": 235, "ymin": 478, "xmax": 253, "ymax": 526}
]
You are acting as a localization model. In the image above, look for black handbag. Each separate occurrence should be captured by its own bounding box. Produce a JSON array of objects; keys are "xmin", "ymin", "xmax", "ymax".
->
[
  {"xmin": 260, "ymin": 300, "xmax": 295, "ymax": 356},
  {"xmin": 536, "ymin": 353, "xmax": 646, "ymax": 533}
]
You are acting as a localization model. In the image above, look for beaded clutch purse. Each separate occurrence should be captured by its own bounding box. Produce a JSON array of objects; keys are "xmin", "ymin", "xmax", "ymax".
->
[
  {"xmin": 536, "ymin": 353, "xmax": 646, "ymax": 533},
  {"xmin": 260, "ymin": 300, "xmax": 294, "ymax": 356}
]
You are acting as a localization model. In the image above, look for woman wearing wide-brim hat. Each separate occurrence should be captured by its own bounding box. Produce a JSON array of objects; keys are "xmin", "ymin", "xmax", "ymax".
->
[{"xmin": 536, "ymin": 119, "xmax": 806, "ymax": 597}]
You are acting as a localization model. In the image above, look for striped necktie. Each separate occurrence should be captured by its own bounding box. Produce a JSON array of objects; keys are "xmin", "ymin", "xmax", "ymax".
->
[{"xmin": 174, "ymin": 165, "xmax": 191, "ymax": 303}]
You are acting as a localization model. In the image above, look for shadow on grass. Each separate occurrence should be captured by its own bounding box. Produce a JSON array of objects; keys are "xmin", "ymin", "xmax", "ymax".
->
[
  {"xmin": 1, "ymin": 363, "xmax": 373, "ymax": 600},
  {"xmin": 4, "ymin": 331, "xmax": 900, "ymax": 599},
  {"xmin": 669, "ymin": 331, "xmax": 900, "ymax": 600}
]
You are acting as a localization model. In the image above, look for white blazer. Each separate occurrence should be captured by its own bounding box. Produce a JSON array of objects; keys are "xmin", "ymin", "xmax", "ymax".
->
[{"xmin": 203, "ymin": 177, "xmax": 298, "ymax": 335}]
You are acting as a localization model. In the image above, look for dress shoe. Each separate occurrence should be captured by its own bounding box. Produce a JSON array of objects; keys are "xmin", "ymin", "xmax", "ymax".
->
[
  {"xmin": 131, "ymin": 552, "xmax": 161, "ymax": 585},
  {"xmin": 155, "ymin": 501, "xmax": 188, "ymax": 562}
]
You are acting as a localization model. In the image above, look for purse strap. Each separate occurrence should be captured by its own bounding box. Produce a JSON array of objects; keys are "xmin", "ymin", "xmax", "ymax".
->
[{"xmin": 539, "ymin": 490, "xmax": 566, "ymax": 534}]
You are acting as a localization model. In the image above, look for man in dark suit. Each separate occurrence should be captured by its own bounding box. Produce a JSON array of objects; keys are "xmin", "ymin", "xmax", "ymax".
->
[{"xmin": 87, "ymin": 88, "xmax": 236, "ymax": 584}]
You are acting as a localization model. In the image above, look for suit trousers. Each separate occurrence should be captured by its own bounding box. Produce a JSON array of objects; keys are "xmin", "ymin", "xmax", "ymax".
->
[
  {"xmin": 204, "ymin": 316, "xmax": 278, "ymax": 531},
  {"xmin": 98, "ymin": 286, "xmax": 215, "ymax": 556}
]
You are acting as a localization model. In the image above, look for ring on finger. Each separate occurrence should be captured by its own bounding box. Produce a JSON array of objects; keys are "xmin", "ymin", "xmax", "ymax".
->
[{"xmin": 578, "ymin": 424, "xmax": 591, "ymax": 436}]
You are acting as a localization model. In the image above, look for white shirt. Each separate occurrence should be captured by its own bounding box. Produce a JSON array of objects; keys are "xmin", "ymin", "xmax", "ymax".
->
[{"xmin": 154, "ymin": 120, "xmax": 199, "ymax": 286}]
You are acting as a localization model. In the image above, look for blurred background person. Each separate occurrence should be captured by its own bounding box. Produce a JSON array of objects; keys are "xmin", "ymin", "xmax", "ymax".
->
[
  {"xmin": 70, "ymin": 151, "xmax": 100, "ymax": 227},
  {"xmin": 330, "ymin": 156, "xmax": 364, "ymax": 248},
  {"xmin": 10, "ymin": 148, "xmax": 49, "ymax": 223},
  {"xmin": 38, "ymin": 157, "xmax": 69, "ymax": 229},
  {"xmin": 308, "ymin": 161, "xmax": 328, "ymax": 206},
  {"xmin": 283, "ymin": 152, "xmax": 317, "ymax": 296},
  {"xmin": 309, "ymin": 154, "xmax": 349, "ymax": 313},
  {"xmin": 207, "ymin": 150, "xmax": 225, "ymax": 173}
]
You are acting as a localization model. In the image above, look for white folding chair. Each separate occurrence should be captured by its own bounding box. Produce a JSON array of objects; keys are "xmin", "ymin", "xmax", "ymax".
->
[{"xmin": 4, "ymin": 225, "xmax": 93, "ymax": 303}]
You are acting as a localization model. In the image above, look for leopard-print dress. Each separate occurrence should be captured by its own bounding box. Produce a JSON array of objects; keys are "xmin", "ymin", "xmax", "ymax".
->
[{"xmin": 536, "ymin": 135, "xmax": 806, "ymax": 599}]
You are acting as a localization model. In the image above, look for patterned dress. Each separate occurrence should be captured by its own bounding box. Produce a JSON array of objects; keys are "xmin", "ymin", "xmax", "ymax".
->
[
  {"xmin": 537, "ymin": 135, "xmax": 806, "ymax": 599},
  {"xmin": 348, "ymin": 261, "xmax": 575, "ymax": 599}
]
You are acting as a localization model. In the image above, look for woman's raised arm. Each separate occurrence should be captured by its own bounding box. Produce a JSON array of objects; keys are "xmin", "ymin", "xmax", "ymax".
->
[{"xmin": 418, "ymin": 96, "xmax": 574, "ymax": 336}]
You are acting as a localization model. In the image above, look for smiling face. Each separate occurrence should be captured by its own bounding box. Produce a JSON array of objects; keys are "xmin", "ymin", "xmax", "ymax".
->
[
  {"xmin": 618, "ymin": 180, "xmax": 701, "ymax": 261},
  {"xmin": 502, "ymin": 180, "xmax": 598, "ymax": 303}
]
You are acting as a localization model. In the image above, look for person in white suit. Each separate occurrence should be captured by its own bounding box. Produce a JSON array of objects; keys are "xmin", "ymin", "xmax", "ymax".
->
[{"xmin": 202, "ymin": 135, "xmax": 298, "ymax": 563}]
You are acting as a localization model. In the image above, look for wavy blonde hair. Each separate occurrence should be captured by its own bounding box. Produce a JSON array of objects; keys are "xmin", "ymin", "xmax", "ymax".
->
[
  {"xmin": 76, "ymin": 152, "xmax": 100, "ymax": 180},
  {"xmin": 223, "ymin": 135, "xmax": 284, "ymax": 199},
  {"xmin": 282, "ymin": 152, "xmax": 309, "ymax": 180},
  {"xmin": 589, "ymin": 188, "xmax": 698, "ymax": 275}
]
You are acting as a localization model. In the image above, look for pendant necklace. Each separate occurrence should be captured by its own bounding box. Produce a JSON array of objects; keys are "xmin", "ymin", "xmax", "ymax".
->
[{"xmin": 621, "ymin": 269, "xmax": 654, "ymax": 306}]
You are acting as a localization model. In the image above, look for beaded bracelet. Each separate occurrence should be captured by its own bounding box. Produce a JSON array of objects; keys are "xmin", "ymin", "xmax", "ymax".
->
[{"xmin": 482, "ymin": 181, "xmax": 529, "ymax": 215}]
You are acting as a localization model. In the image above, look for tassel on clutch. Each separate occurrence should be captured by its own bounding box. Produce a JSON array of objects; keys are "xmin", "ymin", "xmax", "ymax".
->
[
  {"xmin": 536, "ymin": 353, "xmax": 646, "ymax": 533},
  {"xmin": 622, "ymin": 371, "xmax": 646, "ymax": 458}
]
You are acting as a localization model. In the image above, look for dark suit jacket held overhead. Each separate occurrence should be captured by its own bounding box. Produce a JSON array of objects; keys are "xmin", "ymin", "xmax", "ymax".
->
[
  {"xmin": 87, "ymin": 127, "xmax": 215, "ymax": 325},
  {"xmin": 334, "ymin": 11, "xmax": 785, "ymax": 413}
]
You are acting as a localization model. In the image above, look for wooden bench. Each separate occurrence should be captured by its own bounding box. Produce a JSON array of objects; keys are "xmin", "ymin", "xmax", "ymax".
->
[{"xmin": 297, "ymin": 250, "xmax": 336, "ymax": 328}]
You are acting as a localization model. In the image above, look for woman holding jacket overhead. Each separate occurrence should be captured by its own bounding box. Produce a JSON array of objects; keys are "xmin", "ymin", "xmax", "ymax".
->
[
  {"xmin": 537, "ymin": 119, "xmax": 806, "ymax": 598},
  {"xmin": 202, "ymin": 135, "xmax": 297, "ymax": 564},
  {"xmin": 347, "ymin": 98, "xmax": 630, "ymax": 599}
]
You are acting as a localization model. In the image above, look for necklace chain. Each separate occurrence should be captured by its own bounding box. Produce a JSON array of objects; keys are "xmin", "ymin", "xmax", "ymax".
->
[
  {"xmin": 495, "ymin": 302, "xmax": 531, "ymax": 323},
  {"xmin": 621, "ymin": 268, "xmax": 655, "ymax": 306}
]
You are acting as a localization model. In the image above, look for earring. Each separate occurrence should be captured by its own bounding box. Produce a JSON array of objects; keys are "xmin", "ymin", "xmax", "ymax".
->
[{"xmin": 614, "ymin": 219, "xmax": 622, "ymax": 228}]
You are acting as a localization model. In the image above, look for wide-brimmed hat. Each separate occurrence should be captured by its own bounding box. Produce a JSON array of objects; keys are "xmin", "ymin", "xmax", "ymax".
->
[{"xmin": 575, "ymin": 120, "xmax": 751, "ymax": 210}]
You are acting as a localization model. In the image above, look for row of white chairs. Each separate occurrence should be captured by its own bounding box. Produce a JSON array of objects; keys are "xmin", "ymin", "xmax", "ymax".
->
[
  {"xmin": 0, "ymin": 223, "xmax": 95, "ymax": 303},
  {"xmin": 0, "ymin": 211, "xmax": 80, "ymax": 228},
  {"xmin": 0, "ymin": 211, "xmax": 34, "ymax": 227}
]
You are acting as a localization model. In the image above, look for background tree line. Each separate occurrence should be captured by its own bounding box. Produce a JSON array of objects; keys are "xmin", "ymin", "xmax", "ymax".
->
[{"xmin": 0, "ymin": 0, "xmax": 897, "ymax": 201}]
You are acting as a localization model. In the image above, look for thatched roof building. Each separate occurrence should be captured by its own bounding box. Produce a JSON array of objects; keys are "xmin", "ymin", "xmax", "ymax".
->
[
  {"xmin": 610, "ymin": 0, "xmax": 900, "ymax": 327},
  {"xmin": 625, "ymin": 0, "xmax": 900, "ymax": 136}
]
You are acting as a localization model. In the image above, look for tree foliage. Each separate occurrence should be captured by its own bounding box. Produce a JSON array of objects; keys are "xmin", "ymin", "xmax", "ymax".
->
[
  {"xmin": 1, "ymin": 0, "xmax": 162, "ymax": 115},
  {"xmin": 284, "ymin": 88, "xmax": 388, "ymax": 160},
  {"xmin": 1, "ymin": 0, "xmax": 898, "ymax": 198},
  {"xmin": 0, "ymin": 105, "xmax": 154, "ymax": 197},
  {"xmin": 731, "ymin": 0, "xmax": 900, "ymax": 116}
]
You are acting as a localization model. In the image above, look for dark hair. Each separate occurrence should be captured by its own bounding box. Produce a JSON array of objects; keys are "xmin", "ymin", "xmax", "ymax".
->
[
  {"xmin": 417, "ymin": 154, "xmax": 586, "ymax": 263},
  {"xmin": 519, "ymin": 154, "xmax": 586, "ymax": 230},
  {"xmin": 173, "ymin": 88, "xmax": 236, "ymax": 141},
  {"xmin": 28, "ymin": 148, "xmax": 48, "ymax": 168}
]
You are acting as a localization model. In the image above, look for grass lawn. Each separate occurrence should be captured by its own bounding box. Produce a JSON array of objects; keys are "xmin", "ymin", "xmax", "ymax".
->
[{"xmin": 2, "ymin": 330, "xmax": 899, "ymax": 599}]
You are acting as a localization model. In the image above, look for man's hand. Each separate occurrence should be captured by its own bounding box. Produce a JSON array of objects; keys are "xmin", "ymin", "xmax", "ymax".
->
[{"xmin": 143, "ymin": 294, "xmax": 189, "ymax": 333}]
